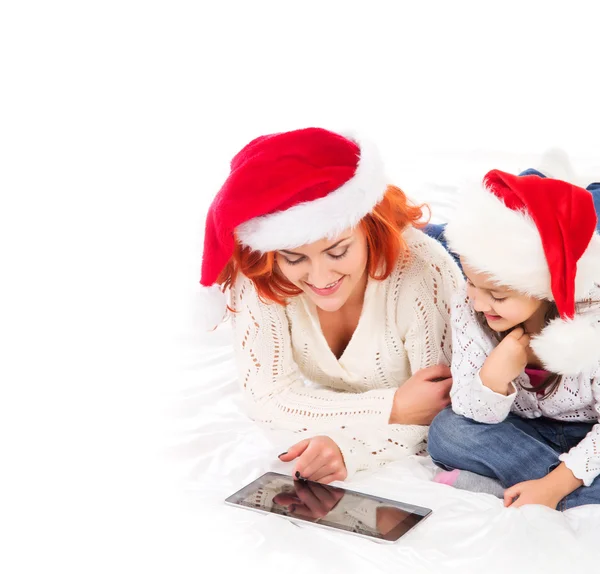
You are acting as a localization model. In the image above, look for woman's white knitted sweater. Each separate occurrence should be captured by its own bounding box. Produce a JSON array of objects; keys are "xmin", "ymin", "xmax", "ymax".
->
[{"xmin": 229, "ymin": 227, "xmax": 463, "ymax": 478}]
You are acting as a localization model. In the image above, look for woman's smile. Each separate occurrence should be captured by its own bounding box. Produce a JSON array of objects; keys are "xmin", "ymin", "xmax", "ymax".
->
[{"xmin": 305, "ymin": 276, "xmax": 345, "ymax": 296}]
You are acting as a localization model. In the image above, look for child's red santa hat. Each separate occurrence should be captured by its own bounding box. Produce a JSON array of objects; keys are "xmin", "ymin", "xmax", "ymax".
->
[
  {"xmin": 198, "ymin": 127, "xmax": 388, "ymax": 329},
  {"xmin": 446, "ymin": 169, "xmax": 600, "ymax": 376}
]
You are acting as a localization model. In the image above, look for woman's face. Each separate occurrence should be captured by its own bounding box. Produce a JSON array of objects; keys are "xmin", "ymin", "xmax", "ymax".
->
[{"xmin": 275, "ymin": 227, "xmax": 369, "ymax": 312}]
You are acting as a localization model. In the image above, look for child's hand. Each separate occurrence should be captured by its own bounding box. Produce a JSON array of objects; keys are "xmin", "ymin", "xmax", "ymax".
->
[
  {"xmin": 503, "ymin": 478, "xmax": 562, "ymax": 510},
  {"xmin": 504, "ymin": 462, "xmax": 583, "ymax": 510},
  {"xmin": 279, "ymin": 436, "xmax": 347, "ymax": 484},
  {"xmin": 480, "ymin": 327, "xmax": 530, "ymax": 394}
]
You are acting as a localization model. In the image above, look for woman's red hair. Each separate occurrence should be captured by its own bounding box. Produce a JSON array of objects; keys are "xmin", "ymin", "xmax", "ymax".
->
[{"xmin": 217, "ymin": 185, "xmax": 427, "ymax": 305}]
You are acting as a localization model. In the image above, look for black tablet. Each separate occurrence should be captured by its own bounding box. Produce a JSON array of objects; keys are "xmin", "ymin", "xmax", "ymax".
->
[{"xmin": 225, "ymin": 472, "xmax": 432, "ymax": 543}]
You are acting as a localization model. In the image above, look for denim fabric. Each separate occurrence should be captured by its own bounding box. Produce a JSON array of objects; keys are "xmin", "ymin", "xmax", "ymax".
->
[
  {"xmin": 428, "ymin": 407, "xmax": 600, "ymax": 510},
  {"xmin": 422, "ymin": 222, "xmax": 461, "ymax": 269},
  {"xmin": 589, "ymin": 183, "xmax": 600, "ymax": 224},
  {"xmin": 518, "ymin": 168, "xmax": 546, "ymax": 178}
]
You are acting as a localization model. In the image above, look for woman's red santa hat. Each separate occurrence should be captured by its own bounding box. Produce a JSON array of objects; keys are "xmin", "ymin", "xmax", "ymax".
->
[
  {"xmin": 446, "ymin": 169, "xmax": 600, "ymax": 376},
  {"xmin": 198, "ymin": 127, "xmax": 388, "ymax": 329}
]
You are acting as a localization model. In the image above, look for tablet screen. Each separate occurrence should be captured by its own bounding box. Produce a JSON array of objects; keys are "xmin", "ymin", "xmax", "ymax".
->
[{"xmin": 225, "ymin": 472, "xmax": 431, "ymax": 542}]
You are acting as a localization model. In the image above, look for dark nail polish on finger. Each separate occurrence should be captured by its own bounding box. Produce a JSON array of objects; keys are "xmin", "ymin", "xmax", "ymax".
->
[
  {"xmin": 278, "ymin": 451, "xmax": 288, "ymax": 459},
  {"xmin": 295, "ymin": 471, "xmax": 301, "ymax": 479}
]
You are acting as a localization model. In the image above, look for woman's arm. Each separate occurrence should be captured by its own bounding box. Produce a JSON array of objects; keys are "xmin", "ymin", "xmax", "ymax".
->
[
  {"xmin": 281, "ymin": 423, "xmax": 430, "ymax": 481},
  {"xmin": 231, "ymin": 274, "xmax": 434, "ymax": 479},
  {"xmin": 230, "ymin": 274, "xmax": 397, "ymax": 430}
]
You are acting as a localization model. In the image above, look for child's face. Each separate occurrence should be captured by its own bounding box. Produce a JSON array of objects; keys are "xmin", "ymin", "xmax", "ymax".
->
[{"xmin": 461, "ymin": 258, "xmax": 549, "ymax": 333}]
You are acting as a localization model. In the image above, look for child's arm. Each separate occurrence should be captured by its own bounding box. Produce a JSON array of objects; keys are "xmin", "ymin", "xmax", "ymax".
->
[
  {"xmin": 503, "ymin": 462, "xmax": 584, "ymax": 509},
  {"xmin": 479, "ymin": 327, "xmax": 529, "ymax": 394},
  {"xmin": 504, "ymin": 373, "xmax": 600, "ymax": 509},
  {"xmin": 449, "ymin": 288, "xmax": 524, "ymax": 423},
  {"xmin": 553, "ymin": 373, "xmax": 600, "ymax": 486}
]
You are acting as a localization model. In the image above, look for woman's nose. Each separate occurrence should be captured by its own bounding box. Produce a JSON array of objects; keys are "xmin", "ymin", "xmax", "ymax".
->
[{"xmin": 306, "ymin": 261, "xmax": 336, "ymax": 288}]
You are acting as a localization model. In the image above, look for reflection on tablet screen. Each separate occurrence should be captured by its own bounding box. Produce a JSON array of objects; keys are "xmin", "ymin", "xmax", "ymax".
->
[{"xmin": 228, "ymin": 474, "xmax": 427, "ymax": 541}]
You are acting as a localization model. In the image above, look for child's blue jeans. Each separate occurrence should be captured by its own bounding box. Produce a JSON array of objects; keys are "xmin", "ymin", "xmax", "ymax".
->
[{"xmin": 428, "ymin": 407, "xmax": 599, "ymax": 510}]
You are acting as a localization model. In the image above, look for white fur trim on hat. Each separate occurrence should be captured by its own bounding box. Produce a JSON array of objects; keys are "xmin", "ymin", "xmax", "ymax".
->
[
  {"xmin": 236, "ymin": 134, "xmax": 388, "ymax": 252},
  {"xmin": 195, "ymin": 284, "xmax": 228, "ymax": 331},
  {"xmin": 531, "ymin": 311, "xmax": 600, "ymax": 376},
  {"xmin": 444, "ymin": 179, "xmax": 600, "ymax": 300}
]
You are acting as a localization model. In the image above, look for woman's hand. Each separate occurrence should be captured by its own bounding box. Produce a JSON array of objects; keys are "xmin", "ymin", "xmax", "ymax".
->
[
  {"xmin": 273, "ymin": 480, "xmax": 344, "ymax": 520},
  {"xmin": 480, "ymin": 327, "xmax": 529, "ymax": 394},
  {"xmin": 389, "ymin": 364, "xmax": 453, "ymax": 425},
  {"xmin": 278, "ymin": 436, "xmax": 347, "ymax": 484}
]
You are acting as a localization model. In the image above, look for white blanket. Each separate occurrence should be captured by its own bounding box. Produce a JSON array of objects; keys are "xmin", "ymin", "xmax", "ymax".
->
[{"xmin": 168, "ymin": 154, "xmax": 600, "ymax": 573}]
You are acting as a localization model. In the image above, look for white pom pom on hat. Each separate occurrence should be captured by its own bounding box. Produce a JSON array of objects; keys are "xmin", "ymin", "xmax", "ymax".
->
[
  {"xmin": 195, "ymin": 284, "xmax": 229, "ymax": 331},
  {"xmin": 445, "ymin": 168, "xmax": 600, "ymax": 376}
]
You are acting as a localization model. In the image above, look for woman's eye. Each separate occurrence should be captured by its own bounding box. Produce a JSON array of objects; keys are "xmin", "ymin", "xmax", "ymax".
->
[
  {"xmin": 284, "ymin": 257, "xmax": 305, "ymax": 266},
  {"xmin": 329, "ymin": 249, "xmax": 349, "ymax": 260},
  {"xmin": 491, "ymin": 294, "xmax": 507, "ymax": 302}
]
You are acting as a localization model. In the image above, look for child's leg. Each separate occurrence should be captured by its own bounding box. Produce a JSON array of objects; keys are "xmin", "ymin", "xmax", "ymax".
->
[
  {"xmin": 562, "ymin": 477, "xmax": 600, "ymax": 510},
  {"xmin": 518, "ymin": 168, "xmax": 546, "ymax": 178},
  {"xmin": 421, "ymin": 223, "xmax": 461, "ymax": 269},
  {"xmin": 422, "ymin": 223, "xmax": 446, "ymax": 243},
  {"xmin": 427, "ymin": 407, "xmax": 561, "ymax": 488},
  {"xmin": 433, "ymin": 467, "xmax": 505, "ymax": 497},
  {"xmin": 587, "ymin": 183, "xmax": 600, "ymax": 233}
]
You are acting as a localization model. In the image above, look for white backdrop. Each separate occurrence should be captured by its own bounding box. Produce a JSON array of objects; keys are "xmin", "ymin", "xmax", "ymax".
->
[{"xmin": 2, "ymin": 1, "xmax": 600, "ymax": 572}]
